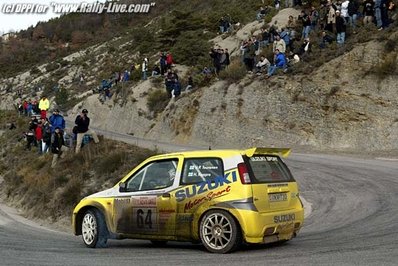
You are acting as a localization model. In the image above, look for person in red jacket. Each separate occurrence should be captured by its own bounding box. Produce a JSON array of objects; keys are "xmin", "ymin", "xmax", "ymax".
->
[
  {"xmin": 166, "ymin": 52, "xmax": 174, "ymax": 70},
  {"xmin": 35, "ymin": 120, "xmax": 43, "ymax": 154}
]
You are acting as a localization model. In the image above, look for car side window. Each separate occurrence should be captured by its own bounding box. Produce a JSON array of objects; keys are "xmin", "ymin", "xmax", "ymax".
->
[
  {"xmin": 182, "ymin": 158, "xmax": 223, "ymax": 184},
  {"xmin": 126, "ymin": 159, "xmax": 178, "ymax": 191}
]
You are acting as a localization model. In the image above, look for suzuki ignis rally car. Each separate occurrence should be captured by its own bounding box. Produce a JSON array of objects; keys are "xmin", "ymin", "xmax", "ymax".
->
[{"xmin": 72, "ymin": 147, "xmax": 304, "ymax": 253}]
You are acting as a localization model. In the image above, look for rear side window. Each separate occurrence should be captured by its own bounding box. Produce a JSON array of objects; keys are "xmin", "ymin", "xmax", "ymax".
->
[
  {"xmin": 181, "ymin": 158, "xmax": 223, "ymax": 184},
  {"xmin": 246, "ymin": 155, "xmax": 294, "ymax": 183}
]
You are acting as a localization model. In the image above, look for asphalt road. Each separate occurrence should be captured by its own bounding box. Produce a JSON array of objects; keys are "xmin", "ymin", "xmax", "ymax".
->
[{"xmin": 1, "ymin": 151, "xmax": 397, "ymax": 265}]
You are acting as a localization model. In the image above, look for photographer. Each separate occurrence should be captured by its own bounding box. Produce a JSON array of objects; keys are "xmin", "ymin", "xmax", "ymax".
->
[{"xmin": 74, "ymin": 109, "xmax": 100, "ymax": 153}]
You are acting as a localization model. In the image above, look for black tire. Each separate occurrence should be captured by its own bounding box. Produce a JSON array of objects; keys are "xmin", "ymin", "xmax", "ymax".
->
[
  {"xmin": 81, "ymin": 209, "xmax": 109, "ymax": 248},
  {"xmin": 199, "ymin": 210, "xmax": 242, "ymax": 253},
  {"xmin": 150, "ymin": 240, "xmax": 168, "ymax": 247}
]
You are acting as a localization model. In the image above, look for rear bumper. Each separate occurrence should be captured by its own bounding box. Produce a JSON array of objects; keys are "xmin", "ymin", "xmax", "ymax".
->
[{"xmin": 236, "ymin": 207, "xmax": 304, "ymax": 244}]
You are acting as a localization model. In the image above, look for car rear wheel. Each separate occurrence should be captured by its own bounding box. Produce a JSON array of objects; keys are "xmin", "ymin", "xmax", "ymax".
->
[
  {"xmin": 199, "ymin": 210, "xmax": 242, "ymax": 253},
  {"xmin": 82, "ymin": 209, "xmax": 108, "ymax": 248}
]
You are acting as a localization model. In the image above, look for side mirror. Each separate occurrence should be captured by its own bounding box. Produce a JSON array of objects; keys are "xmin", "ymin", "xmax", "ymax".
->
[{"xmin": 119, "ymin": 182, "xmax": 127, "ymax": 192}]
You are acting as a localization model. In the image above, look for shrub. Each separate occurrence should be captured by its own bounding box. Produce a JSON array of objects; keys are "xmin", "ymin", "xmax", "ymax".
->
[
  {"xmin": 147, "ymin": 89, "xmax": 170, "ymax": 116},
  {"xmin": 374, "ymin": 52, "xmax": 397, "ymax": 80},
  {"xmin": 218, "ymin": 59, "xmax": 247, "ymax": 83},
  {"xmin": 45, "ymin": 62, "xmax": 59, "ymax": 72},
  {"xmin": 30, "ymin": 66, "xmax": 42, "ymax": 75}
]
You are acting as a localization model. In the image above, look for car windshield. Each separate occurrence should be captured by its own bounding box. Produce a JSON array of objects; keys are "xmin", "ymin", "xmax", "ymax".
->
[{"xmin": 246, "ymin": 155, "xmax": 294, "ymax": 183}]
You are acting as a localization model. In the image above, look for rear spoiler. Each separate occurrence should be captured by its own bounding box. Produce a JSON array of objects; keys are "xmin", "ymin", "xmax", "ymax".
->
[{"xmin": 245, "ymin": 147, "xmax": 291, "ymax": 158}]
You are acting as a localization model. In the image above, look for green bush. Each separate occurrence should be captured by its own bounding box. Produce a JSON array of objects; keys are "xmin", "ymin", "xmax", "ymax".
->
[
  {"xmin": 147, "ymin": 89, "xmax": 170, "ymax": 116},
  {"xmin": 55, "ymin": 88, "xmax": 69, "ymax": 108},
  {"xmin": 45, "ymin": 62, "xmax": 59, "ymax": 72},
  {"xmin": 374, "ymin": 53, "xmax": 397, "ymax": 80},
  {"xmin": 219, "ymin": 59, "xmax": 247, "ymax": 83}
]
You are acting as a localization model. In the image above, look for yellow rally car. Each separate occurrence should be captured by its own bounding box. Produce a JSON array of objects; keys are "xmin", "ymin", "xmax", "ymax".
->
[{"xmin": 72, "ymin": 147, "xmax": 304, "ymax": 253}]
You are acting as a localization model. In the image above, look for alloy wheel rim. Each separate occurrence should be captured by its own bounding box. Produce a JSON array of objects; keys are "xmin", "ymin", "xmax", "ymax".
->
[
  {"xmin": 82, "ymin": 213, "xmax": 97, "ymax": 245},
  {"xmin": 202, "ymin": 213, "xmax": 232, "ymax": 250}
]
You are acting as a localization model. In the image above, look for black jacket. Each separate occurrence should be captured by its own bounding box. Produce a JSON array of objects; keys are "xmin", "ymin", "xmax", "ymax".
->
[
  {"xmin": 75, "ymin": 115, "xmax": 90, "ymax": 133},
  {"xmin": 335, "ymin": 16, "xmax": 346, "ymax": 33},
  {"xmin": 51, "ymin": 132, "xmax": 65, "ymax": 154}
]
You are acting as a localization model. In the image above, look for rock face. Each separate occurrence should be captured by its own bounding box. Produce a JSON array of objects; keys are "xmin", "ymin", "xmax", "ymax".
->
[
  {"xmin": 71, "ymin": 39, "xmax": 398, "ymax": 152},
  {"xmin": 1, "ymin": 19, "xmax": 397, "ymax": 153}
]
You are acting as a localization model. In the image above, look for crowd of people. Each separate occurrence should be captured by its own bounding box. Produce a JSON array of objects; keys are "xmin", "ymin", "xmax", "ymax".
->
[
  {"xmin": 19, "ymin": 103, "xmax": 99, "ymax": 168},
  {"xmin": 237, "ymin": 0, "xmax": 396, "ymax": 78}
]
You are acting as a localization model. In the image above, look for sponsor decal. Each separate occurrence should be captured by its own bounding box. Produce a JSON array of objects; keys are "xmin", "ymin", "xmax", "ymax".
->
[
  {"xmin": 177, "ymin": 215, "xmax": 194, "ymax": 223},
  {"xmin": 175, "ymin": 172, "xmax": 237, "ymax": 202},
  {"xmin": 184, "ymin": 186, "xmax": 231, "ymax": 212},
  {"xmin": 274, "ymin": 214, "xmax": 295, "ymax": 223},
  {"xmin": 132, "ymin": 196, "xmax": 157, "ymax": 207},
  {"xmin": 268, "ymin": 183, "xmax": 288, "ymax": 188},
  {"xmin": 159, "ymin": 209, "xmax": 175, "ymax": 213}
]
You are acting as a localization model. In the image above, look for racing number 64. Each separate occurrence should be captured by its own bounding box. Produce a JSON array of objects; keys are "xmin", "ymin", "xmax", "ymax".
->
[{"xmin": 136, "ymin": 209, "xmax": 153, "ymax": 229}]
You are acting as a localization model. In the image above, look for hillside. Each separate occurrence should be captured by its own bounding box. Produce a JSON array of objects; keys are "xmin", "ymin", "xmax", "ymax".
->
[{"xmin": 1, "ymin": 4, "xmax": 398, "ymax": 155}]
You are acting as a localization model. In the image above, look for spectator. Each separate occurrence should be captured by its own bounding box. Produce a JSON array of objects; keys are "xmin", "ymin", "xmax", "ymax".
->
[
  {"xmin": 42, "ymin": 118, "xmax": 51, "ymax": 153},
  {"xmin": 256, "ymin": 7, "xmax": 267, "ymax": 21},
  {"xmin": 280, "ymin": 28, "xmax": 291, "ymax": 50},
  {"xmin": 142, "ymin": 58, "xmax": 148, "ymax": 80},
  {"xmin": 159, "ymin": 52, "xmax": 167, "ymax": 75},
  {"xmin": 260, "ymin": 28, "xmax": 271, "ymax": 47},
  {"xmin": 298, "ymin": 38, "xmax": 312, "ymax": 57},
  {"xmin": 326, "ymin": 1, "xmax": 336, "ymax": 33},
  {"xmin": 202, "ymin": 67, "xmax": 212, "ymax": 75},
  {"xmin": 166, "ymin": 52, "xmax": 174, "ymax": 69},
  {"xmin": 341, "ymin": 0, "xmax": 350, "ymax": 24},
  {"xmin": 51, "ymin": 127, "xmax": 69, "ymax": 168},
  {"xmin": 273, "ymin": 34, "xmax": 286, "ymax": 54},
  {"xmin": 266, "ymin": 49, "xmax": 287, "ymax": 78},
  {"xmin": 255, "ymin": 56, "xmax": 271, "ymax": 74},
  {"xmin": 335, "ymin": 10, "xmax": 347, "ymax": 44},
  {"xmin": 319, "ymin": 31, "xmax": 334, "ymax": 48},
  {"xmin": 219, "ymin": 17, "xmax": 230, "ymax": 33},
  {"xmin": 26, "ymin": 100, "xmax": 32, "ymax": 116},
  {"xmin": 24, "ymin": 129, "xmax": 35, "ymax": 151},
  {"xmin": 23, "ymin": 100, "xmax": 28, "ymax": 116},
  {"xmin": 122, "ymin": 70, "xmax": 130, "ymax": 82},
  {"xmin": 49, "ymin": 109, "xmax": 65, "ymax": 134},
  {"xmin": 35, "ymin": 120, "xmax": 43, "ymax": 154},
  {"xmin": 17, "ymin": 101, "xmax": 24, "ymax": 116},
  {"xmin": 74, "ymin": 109, "xmax": 99, "ymax": 153},
  {"xmin": 348, "ymin": 0, "xmax": 360, "ymax": 31},
  {"xmin": 319, "ymin": 2, "xmax": 329, "ymax": 30},
  {"xmin": 38, "ymin": 96, "xmax": 50, "ymax": 119},
  {"xmin": 242, "ymin": 39, "xmax": 256, "ymax": 72},
  {"xmin": 152, "ymin": 64, "xmax": 161, "ymax": 77},
  {"xmin": 362, "ymin": 0, "xmax": 374, "ymax": 25},
  {"xmin": 310, "ymin": 6, "xmax": 320, "ymax": 31},
  {"xmin": 165, "ymin": 69, "xmax": 177, "ymax": 98},
  {"xmin": 224, "ymin": 48, "xmax": 230, "ymax": 68},
  {"xmin": 275, "ymin": 0, "xmax": 281, "ymax": 9},
  {"xmin": 209, "ymin": 48, "xmax": 222, "ymax": 75},
  {"xmin": 185, "ymin": 76, "xmax": 194, "ymax": 91},
  {"xmin": 298, "ymin": 10, "xmax": 312, "ymax": 39}
]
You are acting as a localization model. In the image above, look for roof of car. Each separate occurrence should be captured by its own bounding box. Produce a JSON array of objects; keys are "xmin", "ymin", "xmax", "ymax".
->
[{"xmin": 149, "ymin": 147, "xmax": 291, "ymax": 159}]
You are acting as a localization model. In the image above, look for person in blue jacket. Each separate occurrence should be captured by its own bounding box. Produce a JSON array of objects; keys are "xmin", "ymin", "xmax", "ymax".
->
[
  {"xmin": 266, "ymin": 49, "xmax": 287, "ymax": 78},
  {"xmin": 49, "ymin": 109, "xmax": 65, "ymax": 134}
]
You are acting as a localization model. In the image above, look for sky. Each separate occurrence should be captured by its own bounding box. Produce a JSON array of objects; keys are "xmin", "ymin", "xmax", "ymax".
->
[{"xmin": 0, "ymin": 0, "xmax": 106, "ymax": 34}]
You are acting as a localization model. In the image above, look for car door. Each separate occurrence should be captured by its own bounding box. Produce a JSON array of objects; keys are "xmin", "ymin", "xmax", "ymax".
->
[{"xmin": 113, "ymin": 156, "xmax": 183, "ymax": 237}]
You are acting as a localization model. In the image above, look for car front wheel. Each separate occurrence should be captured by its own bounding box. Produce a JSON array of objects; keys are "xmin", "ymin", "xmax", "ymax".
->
[
  {"xmin": 82, "ymin": 209, "xmax": 108, "ymax": 248},
  {"xmin": 199, "ymin": 210, "xmax": 242, "ymax": 253}
]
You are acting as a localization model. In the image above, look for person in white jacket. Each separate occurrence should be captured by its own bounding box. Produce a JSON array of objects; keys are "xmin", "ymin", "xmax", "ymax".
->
[
  {"xmin": 341, "ymin": 0, "xmax": 350, "ymax": 23},
  {"xmin": 255, "ymin": 56, "xmax": 271, "ymax": 74},
  {"xmin": 142, "ymin": 58, "xmax": 148, "ymax": 80}
]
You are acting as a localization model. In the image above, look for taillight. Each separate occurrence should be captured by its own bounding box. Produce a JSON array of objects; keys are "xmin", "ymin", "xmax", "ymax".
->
[{"xmin": 238, "ymin": 163, "xmax": 251, "ymax": 184}]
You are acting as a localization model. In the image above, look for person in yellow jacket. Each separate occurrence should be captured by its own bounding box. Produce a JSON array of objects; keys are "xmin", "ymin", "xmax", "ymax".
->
[{"xmin": 38, "ymin": 96, "xmax": 50, "ymax": 119}]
